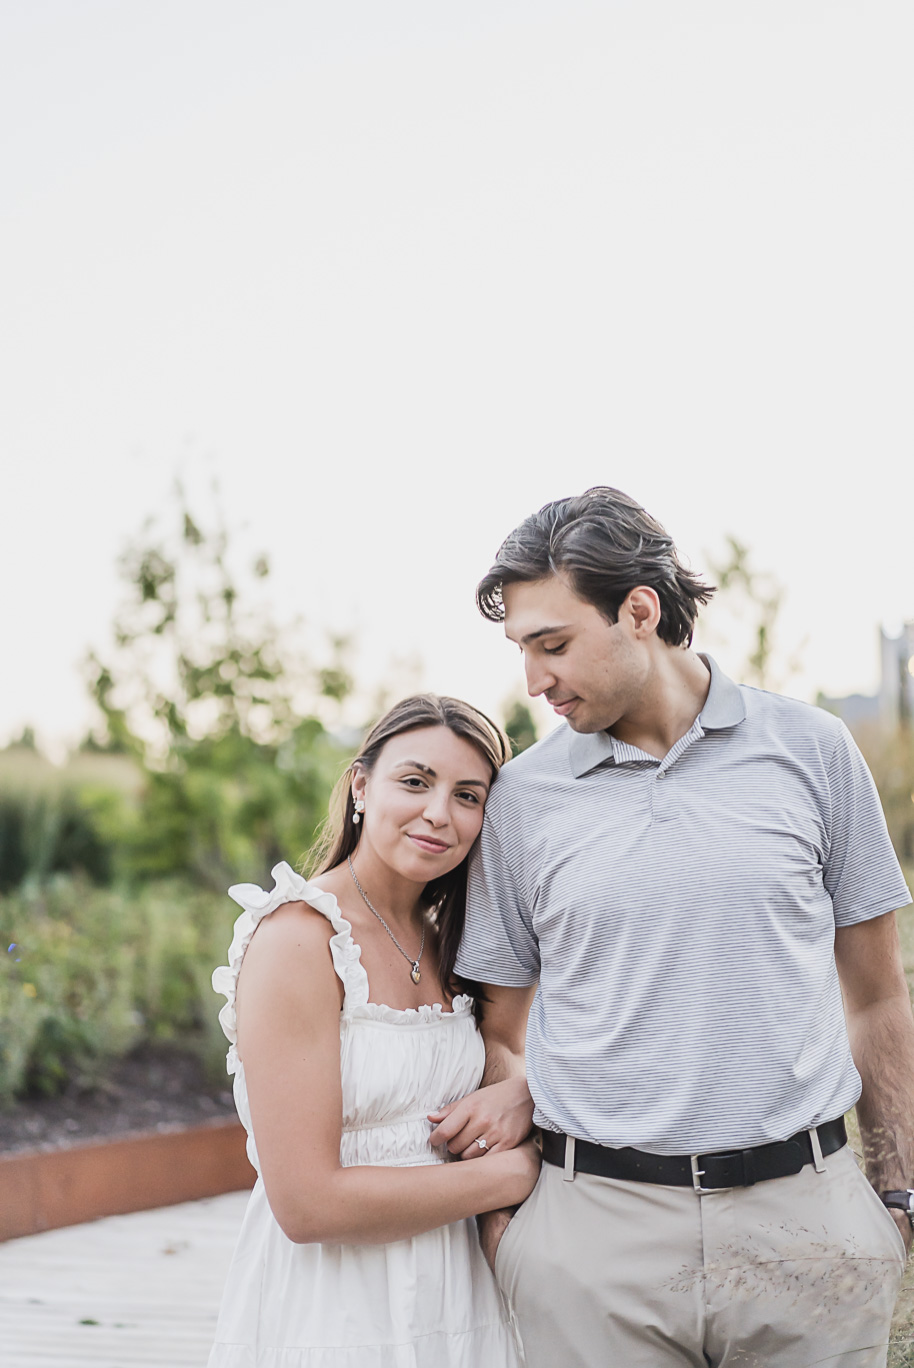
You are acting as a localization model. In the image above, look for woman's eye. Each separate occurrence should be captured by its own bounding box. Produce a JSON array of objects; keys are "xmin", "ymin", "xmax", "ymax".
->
[
  {"xmin": 457, "ymin": 790, "xmax": 481, "ymax": 804},
  {"xmin": 401, "ymin": 776, "xmax": 427, "ymax": 789}
]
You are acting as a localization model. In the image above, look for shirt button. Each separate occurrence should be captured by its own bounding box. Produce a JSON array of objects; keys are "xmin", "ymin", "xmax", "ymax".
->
[{"xmin": 657, "ymin": 770, "xmax": 665, "ymax": 779}]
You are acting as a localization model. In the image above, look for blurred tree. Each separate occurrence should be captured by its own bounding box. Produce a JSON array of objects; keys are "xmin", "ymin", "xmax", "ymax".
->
[
  {"xmin": 704, "ymin": 537, "xmax": 806, "ymax": 692},
  {"xmin": 86, "ymin": 489, "xmax": 353, "ymax": 889},
  {"xmin": 504, "ymin": 700, "xmax": 538, "ymax": 757},
  {"xmin": 8, "ymin": 727, "xmax": 38, "ymax": 751},
  {"xmin": 706, "ymin": 537, "xmax": 784, "ymax": 689}
]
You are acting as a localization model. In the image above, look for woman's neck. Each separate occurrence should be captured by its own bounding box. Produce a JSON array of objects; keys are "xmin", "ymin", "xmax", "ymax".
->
[{"xmin": 343, "ymin": 844, "xmax": 426, "ymax": 932}]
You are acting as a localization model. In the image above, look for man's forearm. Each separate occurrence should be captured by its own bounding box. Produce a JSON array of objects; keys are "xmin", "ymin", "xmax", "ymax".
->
[
  {"xmin": 848, "ymin": 991, "xmax": 914, "ymax": 1192},
  {"xmin": 481, "ymin": 1036, "xmax": 526, "ymax": 1086}
]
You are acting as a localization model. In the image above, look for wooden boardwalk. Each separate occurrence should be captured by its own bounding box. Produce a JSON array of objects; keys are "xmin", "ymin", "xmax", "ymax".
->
[{"xmin": 0, "ymin": 1190, "xmax": 249, "ymax": 1367}]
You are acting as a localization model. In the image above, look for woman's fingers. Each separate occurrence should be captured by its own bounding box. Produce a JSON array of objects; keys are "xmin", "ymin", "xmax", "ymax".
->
[
  {"xmin": 443, "ymin": 1116, "xmax": 497, "ymax": 1156},
  {"xmin": 458, "ymin": 1135, "xmax": 501, "ymax": 1160},
  {"xmin": 429, "ymin": 1104, "xmax": 497, "ymax": 1154},
  {"xmin": 428, "ymin": 1102, "xmax": 475, "ymax": 1148}
]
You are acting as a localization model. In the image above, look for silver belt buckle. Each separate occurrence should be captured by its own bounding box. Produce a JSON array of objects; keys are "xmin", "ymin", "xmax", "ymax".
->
[{"xmin": 691, "ymin": 1154, "xmax": 710, "ymax": 1194}]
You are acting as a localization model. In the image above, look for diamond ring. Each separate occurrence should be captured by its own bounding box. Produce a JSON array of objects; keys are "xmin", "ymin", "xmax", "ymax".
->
[{"xmin": 475, "ymin": 1137, "xmax": 488, "ymax": 1151}]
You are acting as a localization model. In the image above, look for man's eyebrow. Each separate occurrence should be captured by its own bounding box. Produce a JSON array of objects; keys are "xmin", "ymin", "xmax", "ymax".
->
[
  {"xmin": 505, "ymin": 623, "xmax": 573, "ymax": 645},
  {"xmin": 392, "ymin": 760, "xmax": 489, "ymax": 789}
]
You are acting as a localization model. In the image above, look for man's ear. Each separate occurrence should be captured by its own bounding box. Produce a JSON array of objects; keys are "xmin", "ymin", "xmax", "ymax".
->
[{"xmin": 623, "ymin": 586, "xmax": 661, "ymax": 637}]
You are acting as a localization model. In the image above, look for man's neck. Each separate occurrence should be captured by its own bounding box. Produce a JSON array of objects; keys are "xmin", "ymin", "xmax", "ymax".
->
[{"xmin": 609, "ymin": 649, "xmax": 711, "ymax": 760}]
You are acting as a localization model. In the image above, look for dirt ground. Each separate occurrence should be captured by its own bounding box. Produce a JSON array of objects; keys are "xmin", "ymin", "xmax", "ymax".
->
[{"xmin": 0, "ymin": 1045, "xmax": 236, "ymax": 1154}]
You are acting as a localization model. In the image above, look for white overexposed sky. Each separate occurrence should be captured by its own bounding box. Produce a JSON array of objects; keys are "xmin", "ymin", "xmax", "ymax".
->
[{"xmin": 2, "ymin": 1, "xmax": 912, "ymax": 754}]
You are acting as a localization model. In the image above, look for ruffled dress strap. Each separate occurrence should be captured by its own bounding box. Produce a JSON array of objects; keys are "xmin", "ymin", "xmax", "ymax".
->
[{"xmin": 211, "ymin": 860, "xmax": 369, "ymax": 1074}]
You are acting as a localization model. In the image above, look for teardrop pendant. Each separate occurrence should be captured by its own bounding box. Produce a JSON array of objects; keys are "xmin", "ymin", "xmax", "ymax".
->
[{"xmin": 410, "ymin": 963, "xmax": 421, "ymax": 984}]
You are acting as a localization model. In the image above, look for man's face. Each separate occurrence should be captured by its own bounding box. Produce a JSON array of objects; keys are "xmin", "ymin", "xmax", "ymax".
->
[{"xmin": 502, "ymin": 575, "xmax": 647, "ymax": 734}]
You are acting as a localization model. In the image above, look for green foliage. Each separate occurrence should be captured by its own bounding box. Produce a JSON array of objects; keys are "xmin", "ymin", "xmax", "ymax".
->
[
  {"xmin": 504, "ymin": 700, "xmax": 538, "ymax": 757},
  {"xmin": 0, "ymin": 790, "xmax": 114, "ymax": 893},
  {"xmin": 82, "ymin": 489, "xmax": 353, "ymax": 889},
  {"xmin": 0, "ymin": 876, "xmax": 232, "ymax": 1105}
]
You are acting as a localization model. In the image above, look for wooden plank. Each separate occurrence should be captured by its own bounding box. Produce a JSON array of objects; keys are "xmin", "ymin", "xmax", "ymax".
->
[{"xmin": 0, "ymin": 1189, "xmax": 250, "ymax": 1367}]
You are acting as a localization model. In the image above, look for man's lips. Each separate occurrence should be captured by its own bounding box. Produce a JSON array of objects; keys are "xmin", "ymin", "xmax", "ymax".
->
[
  {"xmin": 407, "ymin": 834, "xmax": 452, "ymax": 854},
  {"xmin": 548, "ymin": 697, "xmax": 579, "ymax": 717}
]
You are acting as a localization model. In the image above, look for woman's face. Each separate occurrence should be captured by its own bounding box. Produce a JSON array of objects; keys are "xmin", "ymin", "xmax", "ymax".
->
[{"xmin": 353, "ymin": 726, "xmax": 493, "ymax": 884}]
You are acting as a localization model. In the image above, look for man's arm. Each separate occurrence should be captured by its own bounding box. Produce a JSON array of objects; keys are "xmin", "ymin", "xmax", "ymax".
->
[
  {"xmin": 472, "ymin": 984, "xmax": 537, "ymax": 1270},
  {"xmin": 835, "ymin": 909, "xmax": 914, "ymax": 1249},
  {"xmin": 479, "ymin": 982, "xmax": 537, "ymax": 1084}
]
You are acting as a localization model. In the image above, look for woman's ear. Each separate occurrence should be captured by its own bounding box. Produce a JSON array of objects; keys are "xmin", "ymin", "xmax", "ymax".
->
[{"xmin": 351, "ymin": 762, "xmax": 368, "ymax": 807}]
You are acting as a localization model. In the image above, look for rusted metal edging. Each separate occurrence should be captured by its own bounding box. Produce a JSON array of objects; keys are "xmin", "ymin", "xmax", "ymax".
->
[{"xmin": 0, "ymin": 1116, "xmax": 254, "ymax": 1242}]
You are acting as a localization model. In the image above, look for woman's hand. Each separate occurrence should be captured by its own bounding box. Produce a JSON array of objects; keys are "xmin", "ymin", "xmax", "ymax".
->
[{"xmin": 428, "ymin": 1076, "xmax": 535, "ymax": 1159}]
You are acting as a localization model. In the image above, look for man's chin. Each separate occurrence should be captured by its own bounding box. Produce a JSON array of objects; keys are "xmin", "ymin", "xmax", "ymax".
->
[
  {"xmin": 565, "ymin": 706, "xmax": 618, "ymax": 735},
  {"xmin": 565, "ymin": 712, "xmax": 600, "ymax": 734}
]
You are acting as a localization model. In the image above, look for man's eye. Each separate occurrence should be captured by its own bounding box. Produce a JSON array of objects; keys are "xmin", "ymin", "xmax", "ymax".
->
[{"xmin": 544, "ymin": 643, "xmax": 566, "ymax": 655}]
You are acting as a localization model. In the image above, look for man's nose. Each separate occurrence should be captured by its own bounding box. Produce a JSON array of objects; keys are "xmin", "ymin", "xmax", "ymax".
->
[{"xmin": 524, "ymin": 654, "xmax": 555, "ymax": 699}]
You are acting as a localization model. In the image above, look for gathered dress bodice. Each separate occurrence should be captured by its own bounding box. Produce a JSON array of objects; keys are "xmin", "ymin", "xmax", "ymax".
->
[{"xmin": 212, "ymin": 862, "xmax": 486, "ymax": 1177}]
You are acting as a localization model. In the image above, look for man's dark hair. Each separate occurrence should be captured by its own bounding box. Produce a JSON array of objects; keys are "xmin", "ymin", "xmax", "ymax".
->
[{"xmin": 476, "ymin": 486, "xmax": 716, "ymax": 647}]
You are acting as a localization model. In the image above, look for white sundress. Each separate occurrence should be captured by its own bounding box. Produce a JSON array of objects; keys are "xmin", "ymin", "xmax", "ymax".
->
[{"xmin": 209, "ymin": 861, "xmax": 522, "ymax": 1368}]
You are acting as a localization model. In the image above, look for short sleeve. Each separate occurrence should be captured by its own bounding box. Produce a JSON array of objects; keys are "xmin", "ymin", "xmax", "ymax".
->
[
  {"xmin": 824, "ymin": 723, "xmax": 912, "ymax": 927},
  {"xmin": 455, "ymin": 811, "xmax": 540, "ymax": 986}
]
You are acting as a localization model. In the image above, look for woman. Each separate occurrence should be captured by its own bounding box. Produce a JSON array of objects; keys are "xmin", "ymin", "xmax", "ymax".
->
[{"xmin": 209, "ymin": 694, "xmax": 539, "ymax": 1367}]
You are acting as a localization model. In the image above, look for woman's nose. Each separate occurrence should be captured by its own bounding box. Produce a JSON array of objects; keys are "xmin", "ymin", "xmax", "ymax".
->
[{"xmin": 423, "ymin": 788, "xmax": 450, "ymax": 826}]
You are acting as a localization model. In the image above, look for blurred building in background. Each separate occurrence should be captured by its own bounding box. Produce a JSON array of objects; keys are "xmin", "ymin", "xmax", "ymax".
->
[{"xmin": 820, "ymin": 623, "xmax": 914, "ymax": 730}]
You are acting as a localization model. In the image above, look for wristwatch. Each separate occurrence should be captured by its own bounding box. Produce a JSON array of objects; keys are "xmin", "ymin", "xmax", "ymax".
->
[{"xmin": 881, "ymin": 1190, "xmax": 914, "ymax": 1228}]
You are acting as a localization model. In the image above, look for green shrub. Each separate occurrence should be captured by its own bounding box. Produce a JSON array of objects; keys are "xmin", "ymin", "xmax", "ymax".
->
[{"xmin": 0, "ymin": 876, "xmax": 236, "ymax": 1105}]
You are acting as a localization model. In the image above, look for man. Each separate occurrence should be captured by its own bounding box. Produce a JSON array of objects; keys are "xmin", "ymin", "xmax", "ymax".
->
[{"xmin": 442, "ymin": 488, "xmax": 914, "ymax": 1366}]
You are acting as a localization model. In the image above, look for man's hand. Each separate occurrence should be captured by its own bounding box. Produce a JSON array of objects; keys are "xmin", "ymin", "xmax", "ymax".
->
[{"xmin": 477, "ymin": 1206, "xmax": 515, "ymax": 1273}]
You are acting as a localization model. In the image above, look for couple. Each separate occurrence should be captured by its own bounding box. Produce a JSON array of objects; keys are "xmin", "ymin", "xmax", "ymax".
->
[{"xmin": 210, "ymin": 487, "xmax": 914, "ymax": 1368}]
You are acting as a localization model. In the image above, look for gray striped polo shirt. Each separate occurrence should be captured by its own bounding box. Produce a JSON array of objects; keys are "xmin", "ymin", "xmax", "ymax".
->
[{"xmin": 455, "ymin": 656, "xmax": 912, "ymax": 1155}]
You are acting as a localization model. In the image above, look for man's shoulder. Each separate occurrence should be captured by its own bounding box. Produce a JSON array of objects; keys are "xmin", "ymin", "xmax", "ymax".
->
[
  {"xmin": 742, "ymin": 684, "xmax": 846, "ymax": 748},
  {"xmin": 489, "ymin": 725, "xmax": 572, "ymax": 795}
]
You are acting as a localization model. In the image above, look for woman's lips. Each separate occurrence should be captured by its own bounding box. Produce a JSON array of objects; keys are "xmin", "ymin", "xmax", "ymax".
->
[{"xmin": 408, "ymin": 835, "xmax": 451, "ymax": 854}]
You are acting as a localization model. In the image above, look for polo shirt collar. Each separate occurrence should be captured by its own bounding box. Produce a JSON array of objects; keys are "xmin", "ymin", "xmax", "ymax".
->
[{"xmin": 567, "ymin": 653, "xmax": 746, "ymax": 778}]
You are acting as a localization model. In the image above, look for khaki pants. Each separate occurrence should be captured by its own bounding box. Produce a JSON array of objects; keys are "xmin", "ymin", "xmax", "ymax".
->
[{"xmin": 495, "ymin": 1144, "xmax": 906, "ymax": 1368}]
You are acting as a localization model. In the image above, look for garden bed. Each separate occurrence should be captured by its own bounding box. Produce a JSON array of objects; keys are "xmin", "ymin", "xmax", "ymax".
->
[
  {"xmin": 0, "ymin": 1046, "xmax": 252, "ymax": 1242},
  {"xmin": 0, "ymin": 1044, "xmax": 236, "ymax": 1155}
]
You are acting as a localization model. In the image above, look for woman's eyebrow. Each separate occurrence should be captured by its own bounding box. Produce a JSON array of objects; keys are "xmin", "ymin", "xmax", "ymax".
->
[{"xmin": 393, "ymin": 761, "xmax": 489, "ymax": 790}]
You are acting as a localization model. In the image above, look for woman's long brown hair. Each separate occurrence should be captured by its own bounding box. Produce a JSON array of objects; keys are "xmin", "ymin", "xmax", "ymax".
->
[{"xmin": 306, "ymin": 694, "xmax": 510, "ymax": 1011}]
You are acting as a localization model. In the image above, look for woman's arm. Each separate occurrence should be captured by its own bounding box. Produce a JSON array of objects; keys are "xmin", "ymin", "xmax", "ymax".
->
[{"xmin": 235, "ymin": 902, "xmax": 539, "ymax": 1245}]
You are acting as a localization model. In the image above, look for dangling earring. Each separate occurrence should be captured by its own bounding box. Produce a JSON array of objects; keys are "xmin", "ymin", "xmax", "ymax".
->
[{"xmin": 353, "ymin": 799, "xmax": 365, "ymax": 826}]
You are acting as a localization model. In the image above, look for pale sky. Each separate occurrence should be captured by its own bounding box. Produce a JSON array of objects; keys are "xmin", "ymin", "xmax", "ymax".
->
[{"xmin": 2, "ymin": 1, "xmax": 912, "ymax": 755}]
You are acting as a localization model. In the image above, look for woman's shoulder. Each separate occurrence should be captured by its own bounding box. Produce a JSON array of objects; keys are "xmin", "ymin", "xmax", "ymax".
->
[{"xmin": 212, "ymin": 862, "xmax": 349, "ymax": 1062}]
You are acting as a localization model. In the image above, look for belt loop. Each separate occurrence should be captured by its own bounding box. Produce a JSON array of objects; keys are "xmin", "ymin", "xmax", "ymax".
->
[
  {"xmin": 564, "ymin": 1134, "xmax": 576, "ymax": 1182},
  {"xmin": 809, "ymin": 1126, "xmax": 827, "ymax": 1174}
]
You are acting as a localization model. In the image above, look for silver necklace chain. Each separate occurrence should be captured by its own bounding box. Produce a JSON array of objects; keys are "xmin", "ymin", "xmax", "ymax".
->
[{"xmin": 347, "ymin": 856, "xmax": 426, "ymax": 984}]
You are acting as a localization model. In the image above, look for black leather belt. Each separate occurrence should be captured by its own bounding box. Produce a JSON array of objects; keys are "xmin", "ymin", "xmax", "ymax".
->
[{"xmin": 541, "ymin": 1117, "xmax": 847, "ymax": 1191}]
